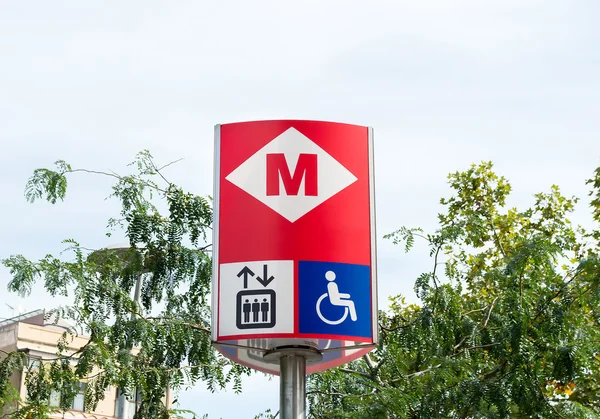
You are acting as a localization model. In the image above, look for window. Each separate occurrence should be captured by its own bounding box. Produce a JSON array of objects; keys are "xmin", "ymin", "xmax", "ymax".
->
[
  {"xmin": 72, "ymin": 382, "xmax": 85, "ymax": 411},
  {"xmin": 116, "ymin": 388, "xmax": 142, "ymax": 419},
  {"xmin": 49, "ymin": 382, "xmax": 86, "ymax": 411},
  {"xmin": 24, "ymin": 358, "xmax": 42, "ymax": 403},
  {"xmin": 27, "ymin": 358, "xmax": 41, "ymax": 370},
  {"xmin": 49, "ymin": 390, "xmax": 61, "ymax": 407}
]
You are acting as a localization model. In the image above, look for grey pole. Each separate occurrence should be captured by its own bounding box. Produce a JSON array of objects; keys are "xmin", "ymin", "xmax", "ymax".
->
[
  {"xmin": 118, "ymin": 273, "xmax": 143, "ymax": 419},
  {"xmin": 280, "ymin": 354, "xmax": 306, "ymax": 419},
  {"xmin": 89, "ymin": 243, "xmax": 146, "ymax": 419},
  {"xmin": 264, "ymin": 346, "xmax": 320, "ymax": 419},
  {"xmin": 132, "ymin": 274, "xmax": 143, "ymax": 311}
]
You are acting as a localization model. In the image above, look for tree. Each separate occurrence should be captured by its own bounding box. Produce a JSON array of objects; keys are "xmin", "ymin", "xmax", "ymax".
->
[
  {"xmin": 1, "ymin": 151, "xmax": 251, "ymax": 418},
  {"xmin": 307, "ymin": 162, "xmax": 600, "ymax": 418}
]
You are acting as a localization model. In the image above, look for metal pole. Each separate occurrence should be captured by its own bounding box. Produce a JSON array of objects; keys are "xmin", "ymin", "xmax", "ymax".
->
[
  {"xmin": 280, "ymin": 354, "xmax": 306, "ymax": 419},
  {"xmin": 132, "ymin": 274, "xmax": 142, "ymax": 312},
  {"xmin": 118, "ymin": 274, "xmax": 143, "ymax": 419},
  {"xmin": 89, "ymin": 244, "xmax": 146, "ymax": 419}
]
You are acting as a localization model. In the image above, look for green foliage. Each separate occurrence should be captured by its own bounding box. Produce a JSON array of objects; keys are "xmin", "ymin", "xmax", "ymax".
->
[
  {"xmin": 308, "ymin": 162, "xmax": 600, "ymax": 418},
  {"xmin": 253, "ymin": 408, "xmax": 278, "ymax": 419},
  {"xmin": 169, "ymin": 408, "xmax": 209, "ymax": 419},
  {"xmin": 24, "ymin": 160, "xmax": 71, "ymax": 204},
  {"xmin": 383, "ymin": 227, "xmax": 425, "ymax": 253},
  {"xmin": 1, "ymin": 150, "xmax": 251, "ymax": 418},
  {"xmin": 0, "ymin": 351, "xmax": 26, "ymax": 414},
  {"xmin": 587, "ymin": 166, "xmax": 600, "ymax": 241},
  {"xmin": 5, "ymin": 153, "xmax": 600, "ymax": 418}
]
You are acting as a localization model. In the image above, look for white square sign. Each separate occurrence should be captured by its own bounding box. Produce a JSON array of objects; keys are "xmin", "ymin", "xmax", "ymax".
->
[{"xmin": 218, "ymin": 260, "xmax": 294, "ymax": 337}]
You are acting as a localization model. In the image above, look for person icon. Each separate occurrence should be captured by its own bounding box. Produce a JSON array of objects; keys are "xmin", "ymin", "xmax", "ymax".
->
[
  {"xmin": 325, "ymin": 271, "xmax": 357, "ymax": 321},
  {"xmin": 260, "ymin": 298, "xmax": 269, "ymax": 322},
  {"xmin": 242, "ymin": 299, "xmax": 251, "ymax": 323},
  {"xmin": 236, "ymin": 289, "xmax": 276, "ymax": 329},
  {"xmin": 251, "ymin": 298, "xmax": 260, "ymax": 322}
]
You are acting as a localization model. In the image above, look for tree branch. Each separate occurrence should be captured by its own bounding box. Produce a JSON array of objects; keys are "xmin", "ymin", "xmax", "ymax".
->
[
  {"xmin": 532, "ymin": 270, "xmax": 580, "ymax": 323},
  {"xmin": 482, "ymin": 296, "xmax": 498, "ymax": 329},
  {"xmin": 430, "ymin": 241, "xmax": 444, "ymax": 313},
  {"xmin": 463, "ymin": 307, "xmax": 488, "ymax": 316},
  {"xmin": 307, "ymin": 390, "xmax": 375, "ymax": 399},
  {"xmin": 339, "ymin": 368, "xmax": 371, "ymax": 379},
  {"xmin": 156, "ymin": 158, "xmax": 184, "ymax": 173},
  {"xmin": 451, "ymin": 343, "xmax": 500, "ymax": 358},
  {"xmin": 144, "ymin": 317, "xmax": 210, "ymax": 334},
  {"xmin": 487, "ymin": 213, "xmax": 507, "ymax": 258},
  {"xmin": 362, "ymin": 354, "xmax": 384, "ymax": 386},
  {"xmin": 481, "ymin": 360, "xmax": 507, "ymax": 379},
  {"xmin": 431, "ymin": 243, "xmax": 442, "ymax": 289},
  {"xmin": 481, "ymin": 179, "xmax": 507, "ymax": 258},
  {"xmin": 455, "ymin": 296, "xmax": 499, "ymax": 352},
  {"xmin": 69, "ymin": 168, "xmax": 168, "ymax": 193},
  {"xmin": 149, "ymin": 159, "xmax": 174, "ymax": 186},
  {"xmin": 388, "ymin": 364, "xmax": 443, "ymax": 384}
]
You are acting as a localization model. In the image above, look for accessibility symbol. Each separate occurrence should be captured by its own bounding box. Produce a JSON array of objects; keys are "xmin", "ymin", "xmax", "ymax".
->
[
  {"xmin": 236, "ymin": 264, "xmax": 276, "ymax": 329},
  {"xmin": 298, "ymin": 260, "xmax": 372, "ymax": 339},
  {"xmin": 316, "ymin": 271, "xmax": 357, "ymax": 325}
]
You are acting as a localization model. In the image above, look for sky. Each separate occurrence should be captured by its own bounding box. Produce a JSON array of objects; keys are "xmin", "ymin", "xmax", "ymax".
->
[{"xmin": 1, "ymin": 0, "xmax": 599, "ymax": 417}]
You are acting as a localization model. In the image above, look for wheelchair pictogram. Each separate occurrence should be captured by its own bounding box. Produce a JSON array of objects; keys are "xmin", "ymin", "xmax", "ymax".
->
[{"xmin": 316, "ymin": 271, "xmax": 358, "ymax": 325}]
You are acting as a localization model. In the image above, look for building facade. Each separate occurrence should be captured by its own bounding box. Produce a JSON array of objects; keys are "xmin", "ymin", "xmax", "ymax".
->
[{"xmin": 0, "ymin": 310, "xmax": 171, "ymax": 418}]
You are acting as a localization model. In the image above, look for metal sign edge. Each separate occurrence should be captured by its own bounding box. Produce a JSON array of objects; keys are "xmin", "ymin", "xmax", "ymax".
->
[
  {"xmin": 211, "ymin": 124, "xmax": 221, "ymax": 342},
  {"xmin": 368, "ymin": 126, "xmax": 379, "ymax": 345}
]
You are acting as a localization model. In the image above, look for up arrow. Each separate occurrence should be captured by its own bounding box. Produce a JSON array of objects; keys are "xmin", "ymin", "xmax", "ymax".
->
[
  {"xmin": 256, "ymin": 264, "xmax": 275, "ymax": 287},
  {"xmin": 237, "ymin": 266, "xmax": 255, "ymax": 289}
]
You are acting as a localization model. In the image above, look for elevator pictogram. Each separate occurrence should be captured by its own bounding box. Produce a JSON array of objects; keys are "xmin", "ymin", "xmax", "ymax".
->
[{"xmin": 236, "ymin": 264, "xmax": 276, "ymax": 329}]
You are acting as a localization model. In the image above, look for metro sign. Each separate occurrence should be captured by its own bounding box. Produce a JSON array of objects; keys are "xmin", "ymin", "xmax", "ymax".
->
[
  {"xmin": 225, "ymin": 127, "xmax": 358, "ymax": 222},
  {"xmin": 212, "ymin": 119, "xmax": 377, "ymax": 375}
]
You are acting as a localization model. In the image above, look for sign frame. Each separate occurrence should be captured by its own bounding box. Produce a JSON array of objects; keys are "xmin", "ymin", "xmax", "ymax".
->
[{"xmin": 211, "ymin": 120, "xmax": 378, "ymax": 359}]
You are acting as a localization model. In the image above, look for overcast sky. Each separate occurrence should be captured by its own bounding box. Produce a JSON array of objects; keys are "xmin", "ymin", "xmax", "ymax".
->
[{"xmin": 1, "ymin": 1, "xmax": 599, "ymax": 417}]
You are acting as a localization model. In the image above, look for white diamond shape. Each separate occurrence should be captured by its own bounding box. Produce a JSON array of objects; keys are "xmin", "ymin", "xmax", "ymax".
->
[{"xmin": 225, "ymin": 127, "xmax": 358, "ymax": 222}]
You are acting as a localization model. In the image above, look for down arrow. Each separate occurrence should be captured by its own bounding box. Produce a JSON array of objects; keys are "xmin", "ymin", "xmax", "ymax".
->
[{"xmin": 256, "ymin": 264, "xmax": 274, "ymax": 287}]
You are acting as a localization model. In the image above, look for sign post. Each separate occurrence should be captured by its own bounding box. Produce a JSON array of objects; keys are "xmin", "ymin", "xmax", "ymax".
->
[
  {"xmin": 280, "ymin": 352, "xmax": 306, "ymax": 418},
  {"xmin": 212, "ymin": 120, "xmax": 377, "ymax": 418}
]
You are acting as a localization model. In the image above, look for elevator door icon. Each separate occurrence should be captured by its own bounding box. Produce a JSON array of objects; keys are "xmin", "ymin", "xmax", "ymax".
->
[{"xmin": 237, "ymin": 289, "xmax": 276, "ymax": 329}]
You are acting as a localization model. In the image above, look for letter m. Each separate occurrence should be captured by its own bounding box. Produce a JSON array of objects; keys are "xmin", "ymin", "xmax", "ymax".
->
[{"xmin": 266, "ymin": 153, "xmax": 318, "ymax": 196}]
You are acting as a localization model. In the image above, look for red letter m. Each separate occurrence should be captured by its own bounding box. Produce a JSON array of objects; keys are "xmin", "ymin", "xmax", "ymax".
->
[{"xmin": 266, "ymin": 153, "xmax": 318, "ymax": 196}]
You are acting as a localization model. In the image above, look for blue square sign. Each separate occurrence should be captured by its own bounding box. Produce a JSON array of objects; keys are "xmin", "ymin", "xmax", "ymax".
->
[{"xmin": 298, "ymin": 261, "xmax": 372, "ymax": 339}]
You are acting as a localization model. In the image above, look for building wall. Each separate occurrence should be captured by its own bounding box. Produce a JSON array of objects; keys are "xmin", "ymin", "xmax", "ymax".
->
[
  {"xmin": 0, "ymin": 323, "xmax": 21, "ymax": 416},
  {"xmin": 0, "ymin": 323, "xmax": 18, "ymax": 352},
  {"xmin": 2, "ymin": 322, "xmax": 118, "ymax": 418},
  {"xmin": 2, "ymin": 320, "xmax": 171, "ymax": 418},
  {"xmin": 17, "ymin": 322, "xmax": 89, "ymax": 356}
]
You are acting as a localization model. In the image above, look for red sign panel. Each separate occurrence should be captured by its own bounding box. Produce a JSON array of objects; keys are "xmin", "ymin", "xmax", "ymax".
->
[{"xmin": 212, "ymin": 120, "xmax": 377, "ymax": 374}]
